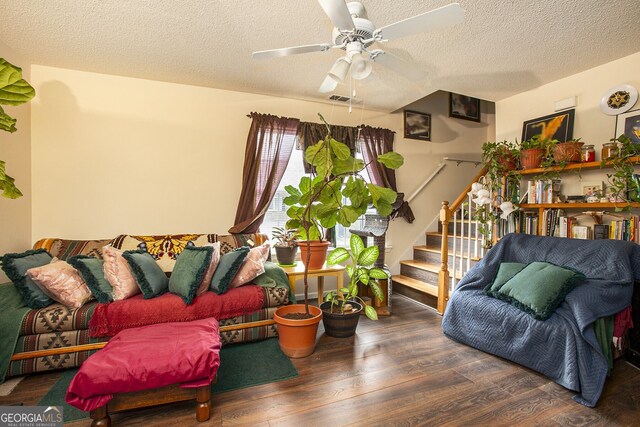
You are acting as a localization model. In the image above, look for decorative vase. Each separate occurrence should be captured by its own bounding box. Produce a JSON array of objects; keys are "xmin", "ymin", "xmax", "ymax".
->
[
  {"xmin": 273, "ymin": 304, "xmax": 323, "ymax": 358},
  {"xmin": 320, "ymin": 300, "xmax": 363, "ymax": 338},
  {"xmin": 520, "ymin": 148, "xmax": 545, "ymax": 170},
  {"xmin": 274, "ymin": 246, "xmax": 297, "ymax": 265},
  {"xmin": 298, "ymin": 240, "xmax": 330, "ymax": 270},
  {"xmin": 553, "ymin": 141, "xmax": 584, "ymax": 163}
]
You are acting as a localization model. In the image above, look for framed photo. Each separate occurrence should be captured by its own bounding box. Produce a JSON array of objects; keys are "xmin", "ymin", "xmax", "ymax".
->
[
  {"xmin": 582, "ymin": 181, "xmax": 604, "ymax": 198},
  {"xmin": 522, "ymin": 109, "xmax": 574, "ymax": 142},
  {"xmin": 615, "ymin": 109, "xmax": 640, "ymax": 144},
  {"xmin": 449, "ymin": 93, "xmax": 480, "ymax": 122},
  {"xmin": 404, "ymin": 110, "xmax": 431, "ymax": 141}
]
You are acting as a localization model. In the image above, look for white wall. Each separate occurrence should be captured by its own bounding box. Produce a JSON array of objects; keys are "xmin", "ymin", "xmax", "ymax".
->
[{"xmin": 0, "ymin": 43, "xmax": 32, "ymax": 282}]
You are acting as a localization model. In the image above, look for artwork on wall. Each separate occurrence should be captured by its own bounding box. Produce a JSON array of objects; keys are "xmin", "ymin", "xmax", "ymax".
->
[
  {"xmin": 449, "ymin": 93, "xmax": 480, "ymax": 122},
  {"xmin": 615, "ymin": 109, "xmax": 640, "ymax": 144},
  {"xmin": 404, "ymin": 110, "xmax": 431, "ymax": 141},
  {"xmin": 522, "ymin": 109, "xmax": 575, "ymax": 142}
]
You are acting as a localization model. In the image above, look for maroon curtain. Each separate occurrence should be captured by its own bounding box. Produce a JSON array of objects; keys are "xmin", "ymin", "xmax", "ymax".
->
[
  {"xmin": 296, "ymin": 121, "xmax": 360, "ymax": 173},
  {"xmin": 360, "ymin": 126, "xmax": 415, "ymax": 223},
  {"xmin": 228, "ymin": 113, "xmax": 300, "ymax": 234}
]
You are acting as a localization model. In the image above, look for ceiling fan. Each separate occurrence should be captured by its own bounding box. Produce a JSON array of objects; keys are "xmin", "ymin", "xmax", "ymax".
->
[{"xmin": 252, "ymin": 1, "xmax": 465, "ymax": 93}]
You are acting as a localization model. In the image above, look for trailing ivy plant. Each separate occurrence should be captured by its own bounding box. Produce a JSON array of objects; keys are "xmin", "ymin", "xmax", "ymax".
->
[
  {"xmin": 0, "ymin": 59, "xmax": 36, "ymax": 198},
  {"xmin": 325, "ymin": 233, "xmax": 386, "ymax": 320},
  {"xmin": 601, "ymin": 135, "xmax": 640, "ymax": 210},
  {"xmin": 283, "ymin": 113, "xmax": 403, "ymax": 315}
]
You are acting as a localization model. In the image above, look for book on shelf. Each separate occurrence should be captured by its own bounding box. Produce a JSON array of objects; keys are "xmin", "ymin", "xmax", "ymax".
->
[
  {"xmin": 594, "ymin": 224, "xmax": 610, "ymax": 240},
  {"xmin": 527, "ymin": 179, "xmax": 561, "ymax": 204},
  {"xmin": 572, "ymin": 225, "xmax": 592, "ymax": 240}
]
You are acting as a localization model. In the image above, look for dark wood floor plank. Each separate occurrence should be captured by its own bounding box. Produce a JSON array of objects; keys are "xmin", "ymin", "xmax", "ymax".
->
[{"xmin": 1, "ymin": 294, "xmax": 639, "ymax": 427}]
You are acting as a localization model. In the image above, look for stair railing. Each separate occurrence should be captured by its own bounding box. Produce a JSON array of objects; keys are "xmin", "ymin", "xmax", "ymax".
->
[{"xmin": 437, "ymin": 166, "xmax": 488, "ymax": 314}]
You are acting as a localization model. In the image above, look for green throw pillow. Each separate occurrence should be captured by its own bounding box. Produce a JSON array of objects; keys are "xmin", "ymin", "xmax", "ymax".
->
[
  {"xmin": 122, "ymin": 250, "xmax": 168, "ymax": 299},
  {"xmin": 492, "ymin": 261, "xmax": 585, "ymax": 321},
  {"xmin": 68, "ymin": 255, "xmax": 113, "ymax": 304},
  {"xmin": 169, "ymin": 246, "xmax": 213, "ymax": 305},
  {"xmin": 484, "ymin": 262, "xmax": 527, "ymax": 296},
  {"xmin": 1, "ymin": 249, "xmax": 54, "ymax": 308},
  {"xmin": 210, "ymin": 247, "xmax": 250, "ymax": 294}
]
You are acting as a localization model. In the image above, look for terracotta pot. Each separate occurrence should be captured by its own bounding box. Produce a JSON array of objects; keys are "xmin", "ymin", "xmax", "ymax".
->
[
  {"xmin": 553, "ymin": 141, "xmax": 584, "ymax": 163},
  {"xmin": 274, "ymin": 304, "xmax": 323, "ymax": 358},
  {"xmin": 274, "ymin": 245, "xmax": 297, "ymax": 265},
  {"xmin": 498, "ymin": 153, "xmax": 518, "ymax": 171},
  {"xmin": 520, "ymin": 148, "xmax": 545, "ymax": 170},
  {"xmin": 320, "ymin": 300, "xmax": 362, "ymax": 338},
  {"xmin": 298, "ymin": 240, "xmax": 330, "ymax": 270}
]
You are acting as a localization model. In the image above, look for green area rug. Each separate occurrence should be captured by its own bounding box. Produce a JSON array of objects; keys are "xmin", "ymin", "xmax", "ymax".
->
[{"xmin": 38, "ymin": 338, "xmax": 297, "ymax": 422}]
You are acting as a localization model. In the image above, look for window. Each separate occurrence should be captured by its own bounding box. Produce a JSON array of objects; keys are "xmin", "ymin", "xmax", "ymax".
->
[{"xmin": 262, "ymin": 145, "xmax": 370, "ymax": 245}]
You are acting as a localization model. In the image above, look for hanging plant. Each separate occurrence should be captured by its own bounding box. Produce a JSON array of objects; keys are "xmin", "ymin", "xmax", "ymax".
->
[
  {"xmin": 601, "ymin": 134, "xmax": 640, "ymax": 209},
  {"xmin": 0, "ymin": 58, "xmax": 36, "ymax": 198}
]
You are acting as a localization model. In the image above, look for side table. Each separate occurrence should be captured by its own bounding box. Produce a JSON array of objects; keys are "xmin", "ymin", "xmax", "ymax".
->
[{"xmin": 281, "ymin": 263, "xmax": 345, "ymax": 304}]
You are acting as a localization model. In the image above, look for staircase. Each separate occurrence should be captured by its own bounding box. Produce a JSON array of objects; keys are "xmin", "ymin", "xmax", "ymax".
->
[{"xmin": 392, "ymin": 220, "xmax": 481, "ymax": 311}]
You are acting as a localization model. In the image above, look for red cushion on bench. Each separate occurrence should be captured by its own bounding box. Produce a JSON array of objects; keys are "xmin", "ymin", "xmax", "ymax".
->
[{"xmin": 66, "ymin": 318, "xmax": 221, "ymax": 412}]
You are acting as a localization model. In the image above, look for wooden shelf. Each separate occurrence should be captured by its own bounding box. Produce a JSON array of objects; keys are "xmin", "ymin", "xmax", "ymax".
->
[
  {"xmin": 519, "ymin": 202, "xmax": 640, "ymax": 209},
  {"xmin": 514, "ymin": 156, "xmax": 640, "ymax": 176}
]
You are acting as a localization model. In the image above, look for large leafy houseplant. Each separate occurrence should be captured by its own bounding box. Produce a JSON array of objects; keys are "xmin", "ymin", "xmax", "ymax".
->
[
  {"xmin": 601, "ymin": 134, "xmax": 640, "ymax": 207},
  {"xmin": 283, "ymin": 114, "xmax": 403, "ymax": 317},
  {"xmin": 0, "ymin": 59, "xmax": 36, "ymax": 199},
  {"xmin": 325, "ymin": 233, "xmax": 386, "ymax": 320}
]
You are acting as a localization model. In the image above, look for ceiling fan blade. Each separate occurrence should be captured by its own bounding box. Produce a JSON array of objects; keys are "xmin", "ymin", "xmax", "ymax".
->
[
  {"xmin": 370, "ymin": 50, "xmax": 425, "ymax": 81},
  {"xmin": 319, "ymin": 75, "xmax": 338, "ymax": 93},
  {"xmin": 252, "ymin": 43, "xmax": 332, "ymax": 59},
  {"xmin": 377, "ymin": 3, "xmax": 464, "ymax": 41},
  {"xmin": 318, "ymin": 0, "xmax": 355, "ymax": 31}
]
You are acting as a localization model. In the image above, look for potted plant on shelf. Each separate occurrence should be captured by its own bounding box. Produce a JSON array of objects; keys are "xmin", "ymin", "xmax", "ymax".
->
[
  {"xmin": 601, "ymin": 134, "xmax": 640, "ymax": 206},
  {"xmin": 271, "ymin": 227, "xmax": 299, "ymax": 266},
  {"xmin": 274, "ymin": 113, "xmax": 403, "ymax": 358},
  {"xmin": 552, "ymin": 137, "xmax": 583, "ymax": 163},
  {"xmin": 519, "ymin": 136, "xmax": 553, "ymax": 170},
  {"xmin": 321, "ymin": 233, "xmax": 386, "ymax": 337}
]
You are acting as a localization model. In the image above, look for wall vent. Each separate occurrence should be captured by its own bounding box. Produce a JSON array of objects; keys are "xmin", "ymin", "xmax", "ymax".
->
[{"xmin": 328, "ymin": 95, "xmax": 362, "ymax": 104}]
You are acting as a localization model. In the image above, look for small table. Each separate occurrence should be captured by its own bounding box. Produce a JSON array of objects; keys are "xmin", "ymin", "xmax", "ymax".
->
[{"xmin": 281, "ymin": 263, "xmax": 345, "ymax": 304}]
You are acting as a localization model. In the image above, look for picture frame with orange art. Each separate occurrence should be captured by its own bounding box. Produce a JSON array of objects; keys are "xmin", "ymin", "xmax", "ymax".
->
[{"xmin": 522, "ymin": 109, "xmax": 575, "ymax": 143}]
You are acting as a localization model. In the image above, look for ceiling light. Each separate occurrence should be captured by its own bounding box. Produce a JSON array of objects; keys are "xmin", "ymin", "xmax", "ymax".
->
[
  {"xmin": 350, "ymin": 53, "xmax": 372, "ymax": 80},
  {"xmin": 328, "ymin": 57, "xmax": 351, "ymax": 83}
]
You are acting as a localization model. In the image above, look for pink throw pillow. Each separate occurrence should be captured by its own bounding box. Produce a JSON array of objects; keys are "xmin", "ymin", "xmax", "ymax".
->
[
  {"xmin": 27, "ymin": 260, "xmax": 93, "ymax": 309},
  {"xmin": 197, "ymin": 242, "xmax": 220, "ymax": 296},
  {"xmin": 228, "ymin": 243, "xmax": 270, "ymax": 289},
  {"xmin": 102, "ymin": 245, "xmax": 141, "ymax": 300}
]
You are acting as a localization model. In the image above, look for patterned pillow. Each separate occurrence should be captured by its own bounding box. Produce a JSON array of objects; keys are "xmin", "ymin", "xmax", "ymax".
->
[
  {"xmin": 1, "ymin": 249, "xmax": 55, "ymax": 308},
  {"xmin": 122, "ymin": 250, "xmax": 169, "ymax": 299},
  {"xmin": 33, "ymin": 238, "xmax": 113, "ymax": 260},
  {"xmin": 26, "ymin": 260, "xmax": 93, "ymax": 309},
  {"xmin": 102, "ymin": 245, "xmax": 140, "ymax": 301},
  {"xmin": 68, "ymin": 255, "xmax": 113, "ymax": 304},
  {"xmin": 229, "ymin": 243, "xmax": 271, "ymax": 289},
  {"xmin": 197, "ymin": 242, "xmax": 221, "ymax": 296}
]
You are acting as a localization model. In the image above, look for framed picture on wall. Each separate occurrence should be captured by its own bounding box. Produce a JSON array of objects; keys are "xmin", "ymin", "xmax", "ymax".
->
[
  {"xmin": 449, "ymin": 93, "xmax": 480, "ymax": 122},
  {"xmin": 404, "ymin": 110, "xmax": 431, "ymax": 141},
  {"xmin": 522, "ymin": 109, "xmax": 575, "ymax": 142},
  {"xmin": 615, "ymin": 109, "xmax": 640, "ymax": 144}
]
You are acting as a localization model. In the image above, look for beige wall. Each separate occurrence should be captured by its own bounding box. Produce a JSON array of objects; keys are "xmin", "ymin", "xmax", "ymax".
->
[
  {"xmin": 29, "ymin": 66, "xmax": 491, "ymax": 286},
  {"xmin": 0, "ymin": 43, "xmax": 32, "ymax": 282}
]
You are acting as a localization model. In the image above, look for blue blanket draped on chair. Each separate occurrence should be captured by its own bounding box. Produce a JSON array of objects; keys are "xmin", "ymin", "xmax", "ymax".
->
[{"xmin": 442, "ymin": 233, "xmax": 638, "ymax": 407}]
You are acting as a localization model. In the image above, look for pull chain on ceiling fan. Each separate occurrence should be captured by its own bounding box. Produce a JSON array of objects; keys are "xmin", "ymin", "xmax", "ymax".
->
[{"xmin": 252, "ymin": 1, "xmax": 465, "ymax": 93}]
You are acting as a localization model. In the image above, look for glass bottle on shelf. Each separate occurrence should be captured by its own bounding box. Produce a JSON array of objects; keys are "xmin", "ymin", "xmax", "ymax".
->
[
  {"xmin": 602, "ymin": 142, "xmax": 619, "ymax": 160},
  {"xmin": 581, "ymin": 144, "xmax": 595, "ymax": 162}
]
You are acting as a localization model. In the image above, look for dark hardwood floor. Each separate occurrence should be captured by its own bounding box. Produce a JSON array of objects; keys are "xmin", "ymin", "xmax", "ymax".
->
[{"xmin": 1, "ymin": 295, "xmax": 639, "ymax": 426}]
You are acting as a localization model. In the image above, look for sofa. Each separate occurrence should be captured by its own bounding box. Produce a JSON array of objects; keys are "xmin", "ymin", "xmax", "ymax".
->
[
  {"xmin": 442, "ymin": 233, "xmax": 638, "ymax": 407},
  {"xmin": 1, "ymin": 232, "xmax": 292, "ymax": 381}
]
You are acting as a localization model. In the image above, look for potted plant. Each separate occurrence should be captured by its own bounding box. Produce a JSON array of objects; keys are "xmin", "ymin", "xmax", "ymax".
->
[
  {"xmin": 601, "ymin": 134, "xmax": 640, "ymax": 205},
  {"xmin": 0, "ymin": 58, "xmax": 36, "ymax": 198},
  {"xmin": 481, "ymin": 139, "xmax": 519, "ymax": 174},
  {"xmin": 552, "ymin": 137, "xmax": 583, "ymax": 163},
  {"xmin": 321, "ymin": 234, "xmax": 385, "ymax": 337},
  {"xmin": 271, "ymin": 227, "xmax": 299, "ymax": 265},
  {"xmin": 274, "ymin": 113, "xmax": 403, "ymax": 357},
  {"xmin": 519, "ymin": 136, "xmax": 553, "ymax": 170}
]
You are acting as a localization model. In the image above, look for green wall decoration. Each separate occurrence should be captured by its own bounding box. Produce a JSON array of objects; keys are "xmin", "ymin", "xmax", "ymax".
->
[{"xmin": 0, "ymin": 58, "xmax": 36, "ymax": 198}]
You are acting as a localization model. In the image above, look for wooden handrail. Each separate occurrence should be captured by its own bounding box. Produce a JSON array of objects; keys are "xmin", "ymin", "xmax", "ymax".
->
[{"xmin": 448, "ymin": 166, "xmax": 487, "ymax": 212}]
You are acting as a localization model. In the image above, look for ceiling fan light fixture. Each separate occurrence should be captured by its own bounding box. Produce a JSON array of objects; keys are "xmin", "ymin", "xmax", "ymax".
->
[
  {"xmin": 328, "ymin": 57, "xmax": 351, "ymax": 83},
  {"xmin": 350, "ymin": 53, "xmax": 372, "ymax": 80}
]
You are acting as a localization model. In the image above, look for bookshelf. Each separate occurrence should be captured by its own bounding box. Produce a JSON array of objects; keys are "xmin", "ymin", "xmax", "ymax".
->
[{"xmin": 508, "ymin": 157, "xmax": 640, "ymax": 238}]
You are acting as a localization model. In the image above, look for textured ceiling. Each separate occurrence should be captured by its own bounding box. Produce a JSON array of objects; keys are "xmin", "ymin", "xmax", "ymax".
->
[{"xmin": 1, "ymin": 0, "xmax": 639, "ymax": 112}]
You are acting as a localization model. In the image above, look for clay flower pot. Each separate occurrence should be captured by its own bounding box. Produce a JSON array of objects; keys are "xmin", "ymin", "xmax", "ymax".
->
[
  {"xmin": 274, "ymin": 304, "xmax": 323, "ymax": 358},
  {"xmin": 553, "ymin": 141, "xmax": 584, "ymax": 163},
  {"xmin": 498, "ymin": 153, "xmax": 518, "ymax": 171},
  {"xmin": 520, "ymin": 148, "xmax": 545, "ymax": 170},
  {"xmin": 320, "ymin": 300, "xmax": 363, "ymax": 338},
  {"xmin": 299, "ymin": 240, "xmax": 330, "ymax": 270}
]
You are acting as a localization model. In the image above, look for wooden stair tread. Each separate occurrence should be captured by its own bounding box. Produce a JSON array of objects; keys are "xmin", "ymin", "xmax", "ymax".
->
[
  {"xmin": 399, "ymin": 259, "xmax": 464, "ymax": 280},
  {"xmin": 413, "ymin": 245, "xmax": 480, "ymax": 261},
  {"xmin": 425, "ymin": 231, "xmax": 481, "ymax": 241},
  {"xmin": 391, "ymin": 275, "xmax": 438, "ymax": 297}
]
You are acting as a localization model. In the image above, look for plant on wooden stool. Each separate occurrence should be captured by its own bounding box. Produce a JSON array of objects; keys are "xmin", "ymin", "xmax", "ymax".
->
[{"xmin": 325, "ymin": 234, "xmax": 386, "ymax": 320}]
